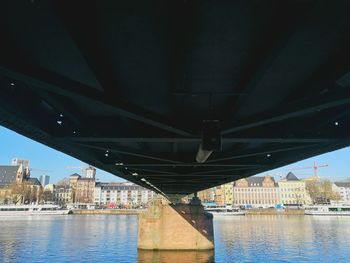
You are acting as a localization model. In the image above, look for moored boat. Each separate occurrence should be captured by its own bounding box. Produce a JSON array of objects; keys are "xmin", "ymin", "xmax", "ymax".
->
[
  {"xmin": 305, "ymin": 205, "xmax": 350, "ymax": 216},
  {"xmin": 204, "ymin": 205, "xmax": 245, "ymax": 217},
  {"xmin": 0, "ymin": 204, "xmax": 72, "ymax": 216}
]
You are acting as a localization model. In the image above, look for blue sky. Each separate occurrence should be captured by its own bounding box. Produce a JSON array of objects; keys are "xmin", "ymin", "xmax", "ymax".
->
[
  {"xmin": 1, "ymin": 125, "xmax": 349, "ymax": 184},
  {"xmin": 0, "ymin": 126, "xmax": 125, "ymax": 184}
]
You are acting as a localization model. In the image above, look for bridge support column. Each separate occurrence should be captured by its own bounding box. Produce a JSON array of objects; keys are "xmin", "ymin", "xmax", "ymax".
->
[{"xmin": 138, "ymin": 197, "xmax": 214, "ymax": 250}]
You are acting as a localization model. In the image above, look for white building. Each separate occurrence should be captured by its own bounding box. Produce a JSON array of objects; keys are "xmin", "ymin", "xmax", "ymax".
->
[
  {"xmin": 94, "ymin": 182, "xmax": 155, "ymax": 207},
  {"xmin": 333, "ymin": 182, "xmax": 350, "ymax": 203},
  {"xmin": 86, "ymin": 166, "xmax": 96, "ymax": 179}
]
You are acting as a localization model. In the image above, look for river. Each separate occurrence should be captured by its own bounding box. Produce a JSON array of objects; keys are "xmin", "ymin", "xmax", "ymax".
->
[{"xmin": 0, "ymin": 215, "xmax": 350, "ymax": 262}]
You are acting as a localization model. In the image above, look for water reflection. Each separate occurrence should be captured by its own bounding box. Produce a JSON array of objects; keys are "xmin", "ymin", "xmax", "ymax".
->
[
  {"xmin": 138, "ymin": 249, "xmax": 214, "ymax": 263},
  {"xmin": 214, "ymin": 215, "xmax": 350, "ymax": 262},
  {"xmin": 1, "ymin": 215, "xmax": 350, "ymax": 262}
]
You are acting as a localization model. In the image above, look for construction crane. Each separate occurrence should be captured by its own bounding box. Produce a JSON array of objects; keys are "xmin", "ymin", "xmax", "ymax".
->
[
  {"xmin": 289, "ymin": 161, "xmax": 328, "ymax": 180},
  {"xmin": 268, "ymin": 161, "xmax": 328, "ymax": 180},
  {"xmin": 30, "ymin": 168, "xmax": 52, "ymax": 173}
]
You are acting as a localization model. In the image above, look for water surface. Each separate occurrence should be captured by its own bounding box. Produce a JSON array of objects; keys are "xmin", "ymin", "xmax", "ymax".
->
[{"xmin": 1, "ymin": 215, "xmax": 349, "ymax": 262}]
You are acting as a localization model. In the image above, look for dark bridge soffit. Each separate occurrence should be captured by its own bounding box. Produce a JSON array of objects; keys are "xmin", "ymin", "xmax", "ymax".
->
[
  {"xmin": 0, "ymin": 67, "xmax": 194, "ymax": 137},
  {"xmin": 222, "ymin": 88, "xmax": 350, "ymax": 135},
  {"xmin": 1, "ymin": 1, "xmax": 350, "ymax": 195},
  {"xmin": 60, "ymin": 136, "xmax": 338, "ymax": 144}
]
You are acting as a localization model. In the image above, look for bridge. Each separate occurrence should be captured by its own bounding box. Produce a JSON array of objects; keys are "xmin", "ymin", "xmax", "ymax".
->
[{"xmin": 1, "ymin": 0, "xmax": 350, "ymax": 250}]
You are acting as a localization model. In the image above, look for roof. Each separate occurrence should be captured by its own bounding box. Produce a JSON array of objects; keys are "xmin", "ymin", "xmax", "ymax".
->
[
  {"xmin": 285, "ymin": 172, "xmax": 300, "ymax": 181},
  {"xmin": 246, "ymin": 177, "xmax": 264, "ymax": 187},
  {"xmin": 54, "ymin": 185, "xmax": 71, "ymax": 190},
  {"xmin": 25, "ymin": 177, "xmax": 41, "ymax": 186},
  {"xmin": 69, "ymin": 173, "xmax": 81, "ymax": 178},
  {"xmin": 96, "ymin": 182, "xmax": 123, "ymax": 187},
  {"xmin": 0, "ymin": 165, "xmax": 19, "ymax": 186},
  {"xmin": 334, "ymin": 182, "xmax": 350, "ymax": 188},
  {"xmin": 237, "ymin": 176, "xmax": 276, "ymax": 187}
]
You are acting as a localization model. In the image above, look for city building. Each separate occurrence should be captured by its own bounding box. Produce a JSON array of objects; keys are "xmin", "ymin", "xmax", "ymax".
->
[
  {"xmin": 222, "ymin": 182, "xmax": 234, "ymax": 205},
  {"xmin": 86, "ymin": 166, "xmax": 96, "ymax": 178},
  {"xmin": 333, "ymin": 182, "xmax": 350, "ymax": 203},
  {"xmin": 0, "ymin": 162, "xmax": 42, "ymax": 204},
  {"xmin": 212, "ymin": 183, "xmax": 234, "ymax": 206},
  {"xmin": 278, "ymin": 172, "xmax": 311, "ymax": 206},
  {"xmin": 68, "ymin": 166, "xmax": 97, "ymax": 204},
  {"xmin": 75, "ymin": 177, "xmax": 95, "ymax": 204},
  {"xmin": 40, "ymin": 175, "xmax": 50, "ymax": 187},
  {"xmin": 0, "ymin": 165, "xmax": 23, "ymax": 203},
  {"xmin": 214, "ymin": 186, "xmax": 223, "ymax": 205},
  {"xmin": 198, "ymin": 188, "xmax": 215, "ymax": 203},
  {"xmin": 11, "ymin": 158, "xmax": 30, "ymax": 170},
  {"xmin": 69, "ymin": 173, "xmax": 81, "ymax": 203},
  {"xmin": 0, "ymin": 164, "xmax": 28, "ymax": 187},
  {"xmin": 94, "ymin": 182, "xmax": 155, "ymax": 207},
  {"xmin": 53, "ymin": 185, "xmax": 72, "ymax": 205},
  {"xmin": 233, "ymin": 176, "xmax": 279, "ymax": 208}
]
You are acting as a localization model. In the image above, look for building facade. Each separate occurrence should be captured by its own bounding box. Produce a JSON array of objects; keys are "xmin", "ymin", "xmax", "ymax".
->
[
  {"xmin": 333, "ymin": 182, "xmax": 350, "ymax": 203},
  {"xmin": 85, "ymin": 166, "xmax": 96, "ymax": 178},
  {"xmin": 75, "ymin": 178, "xmax": 95, "ymax": 204},
  {"xmin": 40, "ymin": 175, "xmax": 50, "ymax": 187},
  {"xmin": 278, "ymin": 172, "xmax": 311, "ymax": 206},
  {"xmin": 0, "ymin": 162, "xmax": 42, "ymax": 204},
  {"xmin": 94, "ymin": 182, "xmax": 155, "ymax": 207},
  {"xmin": 214, "ymin": 186, "xmax": 223, "ymax": 205},
  {"xmin": 198, "ymin": 188, "xmax": 215, "ymax": 203},
  {"xmin": 0, "ymin": 165, "xmax": 27, "ymax": 187},
  {"xmin": 53, "ymin": 185, "xmax": 72, "ymax": 205},
  {"xmin": 11, "ymin": 158, "xmax": 29, "ymax": 170},
  {"xmin": 222, "ymin": 183, "xmax": 234, "ymax": 205},
  {"xmin": 69, "ymin": 173, "xmax": 81, "ymax": 203},
  {"xmin": 233, "ymin": 176, "xmax": 279, "ymax": 208}
]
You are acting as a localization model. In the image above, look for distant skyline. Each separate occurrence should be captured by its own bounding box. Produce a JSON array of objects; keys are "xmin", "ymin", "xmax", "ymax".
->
[
  {"xmin": 1, "ymin": 125, "xmax": 349, "ymax": 184},
  {"xmin": 0, "ymin": 126, "xmax": 125, "ymax": 183}
]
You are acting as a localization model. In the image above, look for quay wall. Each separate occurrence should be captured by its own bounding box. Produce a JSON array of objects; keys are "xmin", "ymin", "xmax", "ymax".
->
[
  {"xmin": 72, "ymin": 208, "xmax": 305, "ymax": 216},
  {"xmin": 246, "ymin": 209, "xmax": 305, "ymax": 215},
  {"xmin": 72, "ymin": 209, "xmax": 144, "ymax": 215}
]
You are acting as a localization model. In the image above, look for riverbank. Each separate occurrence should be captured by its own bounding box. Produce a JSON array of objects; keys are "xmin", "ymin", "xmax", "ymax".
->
[
  {"xmin": 246, "ymin": 208, "xmax": 304, "ymax": 215},
  {"xmin": 72, "ymin": 209, "xmax": 144, "ymax": 215},
  {"xmin": 72, "ymin": 208, "xmax": 304, "ymax": 216}
]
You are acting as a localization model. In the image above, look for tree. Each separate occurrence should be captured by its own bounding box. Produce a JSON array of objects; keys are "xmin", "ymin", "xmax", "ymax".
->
[
  {"xmin": 42, "ymin": 190, "xmax": 53, "ymax": 203},
  {"xmin": 10, "ymin": 183, "xmax": 26, "ymax": 204},
  {"xmin": 306, "ymin": 179, "xmax": 341, "ymax": 204},
  {"xmin": 10, "ymin": 181, "xmax": 42, "ymax": 204},
  {"xmin": 0, "ymin": 187, "xmax": 12, "ymax": 204},
  {"xmin": 306, "ymin": 180, "xmax": 320, "ymax": 203},
  {"xmin": 56, "ymin": 177, "xmax": 70, "ymax": 187}
]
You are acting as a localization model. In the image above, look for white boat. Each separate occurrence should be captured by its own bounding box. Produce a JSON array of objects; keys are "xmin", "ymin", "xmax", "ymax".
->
[
  {"xmin": 204, "ymin": 206, "xmax": 245, "ymax": 217},
  {"xmin": 0, "ymin": 204, "xmax": 72, "ymax": 216},
  {"xmin": 305, "ymin": 205, "xmax": 350, "ymax": 216}
]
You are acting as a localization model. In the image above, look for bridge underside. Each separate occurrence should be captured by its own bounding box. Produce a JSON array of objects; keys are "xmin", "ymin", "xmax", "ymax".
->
[{"xmin": 1, "ymin": 1, "xmax": 350, "ymax": 195}]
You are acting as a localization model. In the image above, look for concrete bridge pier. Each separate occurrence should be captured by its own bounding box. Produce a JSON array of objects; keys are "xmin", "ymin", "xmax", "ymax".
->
[{"xmin": 137, "ymin": 197, "xmax": 214, "ymax": 250}]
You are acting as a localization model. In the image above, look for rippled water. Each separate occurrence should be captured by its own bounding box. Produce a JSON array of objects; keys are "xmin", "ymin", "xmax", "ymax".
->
[{"xmin": 0, "ymin": 215, "xmax": 350, "ymax": 262}]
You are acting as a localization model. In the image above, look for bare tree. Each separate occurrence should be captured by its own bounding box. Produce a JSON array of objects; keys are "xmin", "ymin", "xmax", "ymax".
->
[
  {"xmin": 0, "ymin": 187, "xmax": 12, "ymax": 204},
  {"xmin": 56, "ymin": 178, "xmax": 70, "ymax": 186},
  {"xmin": 306, "ymin": 179, "xmax": 341, "ymax": 204},
  {"xmin": 10, "ymin": 182, "xmax": 42, "ymax": 204},
  {"xmin": 10, "ymin": 183, "xmax": 25, "ymax": 204},
  {"xmin": 42, "ymin": 190, "xmax": 53, "ymax": 203}
]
